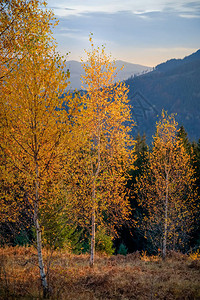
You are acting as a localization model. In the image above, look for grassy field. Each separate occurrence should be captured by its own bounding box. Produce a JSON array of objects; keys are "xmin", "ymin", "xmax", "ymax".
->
[{"xmin": 0, "ymin": 246, "xmax": 199, "ymax": 299}]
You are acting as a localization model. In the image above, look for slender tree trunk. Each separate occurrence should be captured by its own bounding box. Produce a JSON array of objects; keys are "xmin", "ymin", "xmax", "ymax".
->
[
  {"xmin": 90, "ymin": 185, "xmax": 96, "ymax": 267},
  {"xmin": 34, "ymin": 159, "xmax": 48, "ymax": 297},
  {"xmin": 163, "ymin": 171, "xmax": 169, "ymax": 259},
  {"xmin": 90, "ymin": 128, "xmax": 100, "ymax": 267},
  {"xmin": 173, "ymin": 227, "xmax": 176, "ymax": 251}
]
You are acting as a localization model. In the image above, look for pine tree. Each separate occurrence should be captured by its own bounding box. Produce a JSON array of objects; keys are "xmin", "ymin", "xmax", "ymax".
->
[
  {"xmin": 177, "ymin": 125, "xmax": 192, "ymax": 154},
  {"xmin": 130, "ymin": 132, "xmax": 149, "ymax": 184}
]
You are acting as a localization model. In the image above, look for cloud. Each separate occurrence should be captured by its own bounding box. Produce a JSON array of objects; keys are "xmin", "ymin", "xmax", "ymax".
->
[
  {"xmin": 46, "ymin": 0, "xmax": 200, "ymax": 15},
  {"xmin": 46, "ymin": 0, "xmax": 169, "ymax": 17},
  {"xmin": 165, "ymin": 0, "xmax": 200, "ymax": 15},
  {"xmin": 179, "ymin": 14, "xmax": 200, "ymax": 18},
  {"xmin": 48, "ymin": 6, "xmax": 75, "ymax": 10},
  {"xmin": 55, "ymin": 9, "xmax": 199, "ymax": 44},
  {"xmin": 47, "ymin": 0, "xmax": 200, "ymax": 65},
  {"xmin": 183, "ymin": 1, "xmax": 200, "ymax": 9}
]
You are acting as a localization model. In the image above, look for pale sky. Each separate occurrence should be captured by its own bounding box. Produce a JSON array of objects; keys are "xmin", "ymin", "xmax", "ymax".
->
[{"xmin": 46, "ymin": 0, "xmax": 200, "ymax": 66}]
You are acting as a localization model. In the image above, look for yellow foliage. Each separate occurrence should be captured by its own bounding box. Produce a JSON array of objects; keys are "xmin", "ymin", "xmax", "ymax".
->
[
  {"xmin": 0, "ymin": 0, "xmax": 71, "ymax": 293},
  {"xmin": 135, "ymin": 111, "xmax": 198, "ymax": 255},
  {"xmin": 189, "ymin": 249, "xmax": 200, "ymax": 260},
  {"xmin": 65, "ymin": 36, "xmax": 135, "ymax": 234},
  {"xmin": 0, "ymin": 0, "xmax": 71, "ymax": 222}
]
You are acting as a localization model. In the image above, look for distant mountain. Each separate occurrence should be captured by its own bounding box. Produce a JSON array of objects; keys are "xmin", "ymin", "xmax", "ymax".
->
[
  {"xmin": 65, "ymin": 60, "xmax": 152, "ymax": 90},
  {"xmin": 155, "ymin": 49, "xmax": 200, "ymax": 72},
  {"xmin": 126, "ymin": 49, "xmax": 200, "ymax": 142}
]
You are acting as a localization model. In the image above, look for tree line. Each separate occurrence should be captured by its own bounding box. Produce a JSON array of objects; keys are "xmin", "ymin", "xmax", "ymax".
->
[{"xmin": 0, "ymin": 1, "xmax": 199, "ymax": 297}]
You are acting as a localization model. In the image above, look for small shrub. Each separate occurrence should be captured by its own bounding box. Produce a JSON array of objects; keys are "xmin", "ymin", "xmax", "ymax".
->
[
  {"xmin": 117, "ymin": 243, "xmax": 128, "ymax": 256},
  {"xmin": 189, "ymin": 249, "xmax": 200, "ymax": 260},
  {"xmin": 14, "ymin": 230, "xmax": 30, "ymax": 246},
  {"xmin": 95, "ymin": 228, "xmax": 115, "ymax": 255}
]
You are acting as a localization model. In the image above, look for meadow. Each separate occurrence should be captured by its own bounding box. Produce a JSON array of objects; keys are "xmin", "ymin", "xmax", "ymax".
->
[{"xmin": 0, "ymin": 246, "xmax": 199, "ymax": 300}]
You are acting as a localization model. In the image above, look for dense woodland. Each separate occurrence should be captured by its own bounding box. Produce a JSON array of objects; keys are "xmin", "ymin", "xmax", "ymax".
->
[{"xmin": 0, "ymin": 0, "xmax": 200, "ymax": 298}]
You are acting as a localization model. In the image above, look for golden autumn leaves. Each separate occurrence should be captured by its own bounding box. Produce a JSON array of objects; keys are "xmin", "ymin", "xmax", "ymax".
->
[
  {"xmin": 77, "ymin": 37, "xmax": 136, "ymax": 266},
  {"xmin": 0, "ymin": 1, "xmax": 198, "ymax": 296},
  {"xmin": 0, "ymin": 1, "xmax": 70, "ymax": 295},
  {"xmin": 135, "ymin": 111, "xmax": 198, "ymax": 258},
  {"xmin": 0, "ymin": 1, "xmax": 134, "ymax": 292}
]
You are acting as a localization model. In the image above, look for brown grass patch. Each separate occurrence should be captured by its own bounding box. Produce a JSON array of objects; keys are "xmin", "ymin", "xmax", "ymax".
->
[{"xmin": 0, "ymin": 246, "xmax": 199, "ymax": 299}]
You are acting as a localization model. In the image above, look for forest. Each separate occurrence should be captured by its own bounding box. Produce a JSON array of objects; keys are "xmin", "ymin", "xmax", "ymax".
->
[
  {"xmin": 126, "ymin": 50, "xmax": 200, "ymax": 143},
  {"xmin": 0, "ymin": 1, "xmax": 200, "ymax": 299}
]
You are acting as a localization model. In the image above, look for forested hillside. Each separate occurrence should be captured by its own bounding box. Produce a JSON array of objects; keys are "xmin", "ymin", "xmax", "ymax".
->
[{"xmin": 126, "ymin": 49, "xmax": 200, "ymax": 142}]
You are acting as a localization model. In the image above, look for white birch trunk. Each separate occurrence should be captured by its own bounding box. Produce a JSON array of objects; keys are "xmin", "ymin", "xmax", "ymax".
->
[
  {"xmin": 90, "ymin": 186, "xmax": 96, "ymax": 267},
  {"xmin": 90, "ymin": 127, "xmax": 100, "ymax": 267},
  {"xmin": 163, "ymin": 171, "xmax": 169, "ymax": 259},
  {"xmin": 34, "ymin": 159, "xmax": 48, "ymax": 297}
]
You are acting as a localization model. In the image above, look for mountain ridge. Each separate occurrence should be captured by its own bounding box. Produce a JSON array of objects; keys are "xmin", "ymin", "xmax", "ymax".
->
[
  {"xmin": 126, "ymin": 49, "xmax": 200, "ymax": 141},
  {"xmin": 65, "ymin": 60, "xmax": 152, "ymax": 90},
  {"xmin": 63, "ymin": 49, "xmax": 200, "ymax": 141},
  {"xmin": 155, "ymin": 49, "xmax": 200, "ymax": 72}
]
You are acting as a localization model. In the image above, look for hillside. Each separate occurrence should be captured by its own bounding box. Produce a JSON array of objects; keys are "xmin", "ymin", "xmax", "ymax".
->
[
  {"xmin": 126, "ymin": 49, "xmax": 200, "ymax": 141},
  {"xmin": 65, "ymin": 60, "xmax": 151, "ymax": 90}
]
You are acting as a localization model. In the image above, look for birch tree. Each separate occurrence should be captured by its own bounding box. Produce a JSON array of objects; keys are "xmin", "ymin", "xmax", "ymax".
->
[
  {"xmin": 0, "ymin": 1, "xmax": 70, "ymax": 296},
  {"xmin": 67, "ymin": 37, "xmax": 135, "ymax": 266},
  {"xmin": 135, "ymin": 111, "xmax": 198, "ymax": 258}
]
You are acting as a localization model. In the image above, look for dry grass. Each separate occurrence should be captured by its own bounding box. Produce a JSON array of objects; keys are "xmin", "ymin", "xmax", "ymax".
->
[{"xmin": 0, "ymin": 246, "xmax": 199, "ymax": 299}]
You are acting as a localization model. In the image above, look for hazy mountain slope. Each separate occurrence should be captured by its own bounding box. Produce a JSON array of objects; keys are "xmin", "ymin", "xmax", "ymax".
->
[
  {"xmin": 155, "ymin": 49, "xmax": 200, "ymax": 72},
  {"xmin": 126, "ymin": 49, "xmax": 200, "ymax": 141},
  {"xmin": 65, "ymin": 60, "xmax": 151, "ymax": 90}
]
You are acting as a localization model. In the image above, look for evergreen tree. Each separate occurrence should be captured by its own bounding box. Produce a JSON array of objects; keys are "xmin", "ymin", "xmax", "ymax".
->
[
  {"xmin": 130, "ymin": 132, "xmax": 149, "ymax": 183},
  {"xmin": 177, "ymin": 125, "xmax": 192, "ymax": 154},
  {"xmin": 115, "ymin": 132, "xmax": 149, "ymax": 253}
]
